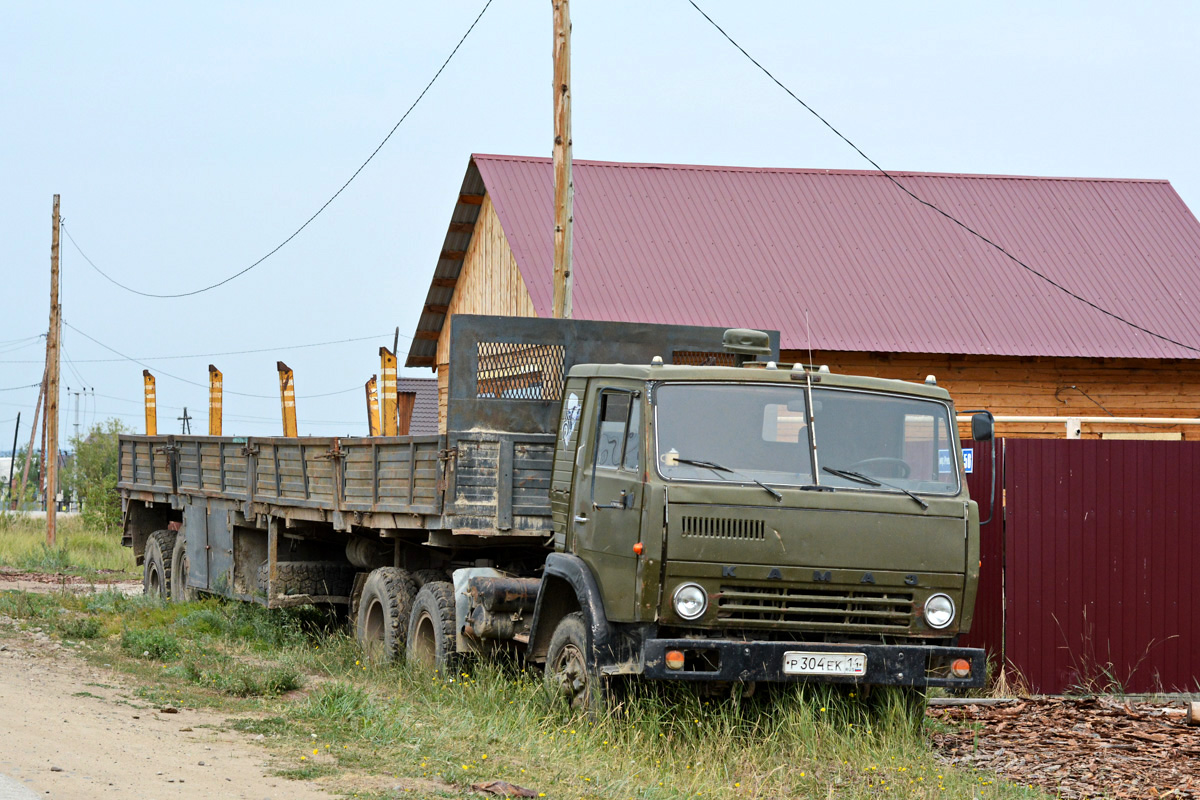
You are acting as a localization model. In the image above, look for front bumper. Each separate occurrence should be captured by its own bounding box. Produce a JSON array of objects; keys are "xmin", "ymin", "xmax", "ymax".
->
[{"xmin": 640, "ymin": 639, "xmax": 985, "ymax": 688}]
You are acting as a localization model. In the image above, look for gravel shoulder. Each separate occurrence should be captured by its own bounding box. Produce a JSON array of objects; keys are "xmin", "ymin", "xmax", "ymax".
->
[{"xmin": 0, "ymin": 608, "xmax": 333, "ymax": 799}]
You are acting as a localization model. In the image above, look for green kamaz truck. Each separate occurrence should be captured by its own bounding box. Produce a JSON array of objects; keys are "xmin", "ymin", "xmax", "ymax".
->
[{"xmin": 118, "ymin": 314, "xmax": 990, "ymax": 707}]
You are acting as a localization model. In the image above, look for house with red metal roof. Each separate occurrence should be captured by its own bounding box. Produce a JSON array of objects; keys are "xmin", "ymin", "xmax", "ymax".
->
[{"xmin": 407, "ymin": 154, "xmax": 1200, "ymax": 437}]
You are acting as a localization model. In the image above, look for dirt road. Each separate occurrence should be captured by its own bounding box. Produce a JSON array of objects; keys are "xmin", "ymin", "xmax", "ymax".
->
[{"xmin": 0, "ymin": 616, "xmax": 334, "ymax": 800}]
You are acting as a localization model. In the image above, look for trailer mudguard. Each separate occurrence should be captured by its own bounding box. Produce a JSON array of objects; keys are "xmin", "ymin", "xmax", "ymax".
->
[{"xmin": 527, "ymin": 552, "xmax": 614, "ymax": 664}]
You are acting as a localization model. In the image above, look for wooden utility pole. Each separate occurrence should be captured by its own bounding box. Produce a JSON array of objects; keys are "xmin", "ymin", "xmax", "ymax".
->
[
  {"xmin": 6, "ymin": 413, "xmax": 18, "ymax": 506},
  {"xmin": 551, "ymin": 0, "xmax": 574, "ymax": 319},
  {"xmin": 14, "ymin": 369, "xmax": 45, "ymax": 511},
  {"xmin": 46, "ymin": 194, "xmax": 61, "ymax": 546}
]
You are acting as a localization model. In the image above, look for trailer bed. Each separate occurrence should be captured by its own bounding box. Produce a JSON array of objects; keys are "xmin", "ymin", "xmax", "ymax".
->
[{"xmin": 118, "ymin": 431, "xmax": 556, "ymax": 537}]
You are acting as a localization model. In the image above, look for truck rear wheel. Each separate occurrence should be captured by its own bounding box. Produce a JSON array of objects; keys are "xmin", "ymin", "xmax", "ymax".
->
[
  {"xmin": 170, "ymin": 534, "xmax": 195, "ymax": 602},
  {"xmin": 356, "ymin": 568, "xmax": 418, "ymax": 663},
  {"xmin": 143, "ymin": 530, "xmax": 176, "ymax": 600},
  {"xmin": 412, "ymin": 568, "xmax": 450, "ymax": 588},
  {"xmin": 406, "ymin": 581, "xmax": 456, "ymax": 671},
  {"xmin": 544, "ymin": 612, "xmax": 603, "ymax": 711}
]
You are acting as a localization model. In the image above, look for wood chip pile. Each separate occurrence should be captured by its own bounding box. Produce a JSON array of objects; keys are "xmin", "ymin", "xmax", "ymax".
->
[{"xmin": 929, "ymin": 697, "xmax": 1200, "ymax": 799}]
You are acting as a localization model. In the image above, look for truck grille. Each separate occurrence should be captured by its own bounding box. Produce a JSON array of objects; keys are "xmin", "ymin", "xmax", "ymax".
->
[
  {"xmin": 680, "ymin": 516, "xmax": 765, "ymax": 541},
  {"xmin": 717, "ymin": 584, "xmax": 914, "ymax": 630}
]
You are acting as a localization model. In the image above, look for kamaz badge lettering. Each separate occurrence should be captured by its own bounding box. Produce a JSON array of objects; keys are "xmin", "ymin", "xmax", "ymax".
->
[
  {"xmin": 767, "ymin": 568, "xmax": 782, "ymax": 580},
  {"xmin": 721, "ymin": 565, "xmax": 736, "ymax": 577},
  {"xmin": 813, "ymin": 570, "xmax": 832, "ymax": 582},
  {"xmin": 860, "ymin": 572, "xmax": 876, "ymax": 584}
]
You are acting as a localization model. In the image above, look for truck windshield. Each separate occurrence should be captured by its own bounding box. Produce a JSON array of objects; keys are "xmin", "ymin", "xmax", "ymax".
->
[{"xmin": 653, "ymin": 383, "xmax": 960, "ymax": 495}]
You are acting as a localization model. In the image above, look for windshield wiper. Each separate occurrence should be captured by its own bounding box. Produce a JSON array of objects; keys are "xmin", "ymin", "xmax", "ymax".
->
[
  {"xmin": 674, "ymin": 457, "xmax": 783, "ymax": 502},
  {"xmin": 821, "ymin": 466, "xmax": 929, "ymax": 511}
]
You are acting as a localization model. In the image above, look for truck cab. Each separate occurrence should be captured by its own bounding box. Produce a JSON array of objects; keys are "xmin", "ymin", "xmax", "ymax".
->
[{"xmin": 532, "ymin": 330, "xmax": 985, "ymax": 700}]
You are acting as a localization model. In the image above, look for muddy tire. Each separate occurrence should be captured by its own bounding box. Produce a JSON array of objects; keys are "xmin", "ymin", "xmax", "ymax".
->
[
  {"xmin": 355, "ymin": 568, "xmax": 419, "ymax": 663},
  {"xmin": 406, "ymin": 581, "xmax": 456, "ymax": 671},
  {"xmin": 412, "ymin": 568, "xmax": 451, "ymax": 588},
  {"xmin": 544, "ymin": 611, "xmax": 604, "ymax": 711},
  {"xmin": 255, "ymin": 561, "xmax": 356, "ymax": 597},
  {"xmin": 143, "ymin": 530, "xmax": 176, "ymax": 599},
  {"xmin": 170, "ymin": 534, "xmax": 196, "ymax": 602}
]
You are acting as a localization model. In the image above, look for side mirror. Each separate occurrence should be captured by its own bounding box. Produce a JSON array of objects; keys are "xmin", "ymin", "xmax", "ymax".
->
[{"xmin": 971, "ymin": 411, "xmax": 994, "ymax": 442}]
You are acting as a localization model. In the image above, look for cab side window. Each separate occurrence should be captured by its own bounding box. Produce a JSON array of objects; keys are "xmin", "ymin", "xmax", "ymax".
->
[{"xmin": 594, "ymin": 390, "xmax": 639, "ymax": 471}]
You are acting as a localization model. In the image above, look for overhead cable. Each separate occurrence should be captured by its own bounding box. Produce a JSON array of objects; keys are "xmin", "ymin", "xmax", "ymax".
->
[
  {"xmin": 0, "ymin": 331, "xmax": 397, "ymax": 364},
  {"xmin": 62, "ymin": 0, "xmax": 494, "ymax": 299},
  {"xmin": 686, "ymin": 0, "xmax": 1200, "ymax": 355},
  {"xmin": 64, "ymin": 321, "xmax": 360, "ymax": 400}
]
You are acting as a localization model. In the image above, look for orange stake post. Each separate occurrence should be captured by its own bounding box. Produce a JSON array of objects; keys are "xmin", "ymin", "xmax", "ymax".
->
[
  {"xmin": 380, "ymin": 347, "xmax": 398, "ymax": 436},
  {"xmin": 142, "ymin": 370, "xmax": 157, "ymax": 435},
  {"xmin": 277, "ymin": 362, "xmax": 297, "ymax": 437},
  {"xmin": 365, "ymin": 375, "xmax": 380, "ymax": 437},
  {"xmin": 208, "ymin": 365, "xmax": 223, "ymax": 436}
]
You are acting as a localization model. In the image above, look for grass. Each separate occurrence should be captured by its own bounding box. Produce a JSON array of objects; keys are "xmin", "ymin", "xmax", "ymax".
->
[
  {"xmin": 0, "ymin": 585, "xmax": 1047, "ymax": 799},
  {"xmin": 0, "ymin": 512, "xmax": 137, "ymax": 579}
]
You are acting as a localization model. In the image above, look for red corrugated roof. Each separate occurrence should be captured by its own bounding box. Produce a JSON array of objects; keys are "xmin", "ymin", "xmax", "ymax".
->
[{"xmin": 471, "ymin": 154, "xmax": 1200, "ymax": 359}]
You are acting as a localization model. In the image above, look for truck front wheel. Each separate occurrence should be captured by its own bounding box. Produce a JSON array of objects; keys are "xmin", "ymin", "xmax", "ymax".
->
[
  {"xmin": 356, "ymin": 568, "xmax": 418, "ymax": 663},
  {"xmin": 143, "ymin": 530, "xmax": 176, "ymax": 600},
  {"xmin": 544, "ymin": 612, "xmax": 603, "ymax": 711}
]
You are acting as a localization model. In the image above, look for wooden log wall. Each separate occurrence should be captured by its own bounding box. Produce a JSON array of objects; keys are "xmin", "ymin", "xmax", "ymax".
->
[
  {"xmin": 435, "ymin": 194, "xmax": 538, "ymax": 432},
  {"xmin": 783, "ymin": 351, "xmax": 1200, "ymax": 440}
]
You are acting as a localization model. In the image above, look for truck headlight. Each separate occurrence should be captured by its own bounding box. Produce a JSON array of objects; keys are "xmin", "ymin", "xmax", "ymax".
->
[
  {"xmin": 924, "ymin": 593, "xmax": 955, "ymax": 629},
  {"xmin": 673, "ymin": 583, "xmax": 708, "ymax": 620}
]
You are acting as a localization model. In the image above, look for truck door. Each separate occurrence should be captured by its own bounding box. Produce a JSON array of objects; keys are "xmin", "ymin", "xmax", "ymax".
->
[{"xmin": 571, "ymin": 385, "xmax": 643, "ymax": 621}]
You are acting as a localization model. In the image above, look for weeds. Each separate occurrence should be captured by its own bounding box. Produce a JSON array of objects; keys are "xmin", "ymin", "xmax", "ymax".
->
[
  {"xmin": 0, "ymin": 587, "xmax": 1038, "ymax": 799},
  {"xmin": 120, "ymin": 628, "xmax": 180, "ymax": 660},
  {"xmin": 58, "ymin": 616, "xmax": 102, "ymax": 639},
  {"xmin": 179, "ymin": 656, "xmax": 303, "ymax": 697},
  {"xmin": 0, "ymin": 514, "xmax": 135, "ymax": 578}
]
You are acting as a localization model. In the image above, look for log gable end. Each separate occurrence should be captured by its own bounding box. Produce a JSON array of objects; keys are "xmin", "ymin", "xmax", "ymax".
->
[{"xmin": 434, "ymin": 194, "xmax": 538, "ymax": 431}]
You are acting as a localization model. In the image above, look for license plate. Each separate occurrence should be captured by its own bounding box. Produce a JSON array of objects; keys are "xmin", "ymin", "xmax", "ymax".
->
[{"xmin": 783, "ymin": 651, "xmax": 866, "ymax": 676}]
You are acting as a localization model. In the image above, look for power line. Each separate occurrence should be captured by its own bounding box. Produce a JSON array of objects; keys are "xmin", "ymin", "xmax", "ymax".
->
[
  {"xmin": 63, "ymin": 321, "xmax": 361, "ymax": 400},
  {"xmin": 62, "ymin": 0, "xmax": 494, "ymax": 300},
  {"xmin": 91, "ymin": 393, "xmax": 361, "ymax": 426},
  {"xmin": 0, "ymin": 334, "xmax": 44, "ymax": 347},
  {"xmin": 0, "ymin": 384, "xmax": 39, "ymax": 393},
  {"xmin": 686, "ymin": 0, "xmax": 1200, "ymax": 355},
  {"xmin": 0, "ymin": 338, "xmax": 45, "ymax": 357},
  {"xmin": 0, "ymin": 331, "xmax": 397, "ymax": 364}
]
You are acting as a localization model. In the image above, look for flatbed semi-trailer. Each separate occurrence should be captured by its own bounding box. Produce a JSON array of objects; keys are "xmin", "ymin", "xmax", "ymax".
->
[{"xmin": 119, "ymin": 314, "xmax": 989, "ymax": 707}]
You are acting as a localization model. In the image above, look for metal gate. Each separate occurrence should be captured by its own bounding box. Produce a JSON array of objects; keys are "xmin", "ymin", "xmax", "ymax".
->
[{"xmin": 965, "ymin": 438, "xmax": 1200, "ymax": 694}]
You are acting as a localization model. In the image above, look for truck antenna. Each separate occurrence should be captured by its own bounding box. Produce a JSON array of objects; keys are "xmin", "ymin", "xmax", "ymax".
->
[{"xmin": 806, "ymin": 308, "xmax": 813, "ymax": 369}]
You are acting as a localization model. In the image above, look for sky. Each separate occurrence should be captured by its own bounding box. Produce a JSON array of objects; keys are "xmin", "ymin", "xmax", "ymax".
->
[{"xmin": 1, "ymin": 0, "xmax": 1197, "ymax": 442}]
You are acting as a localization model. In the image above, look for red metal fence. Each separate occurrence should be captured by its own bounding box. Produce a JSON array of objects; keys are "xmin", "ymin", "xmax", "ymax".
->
[{"xmin": 964, "ymin": 438, "xmax": 1200, "ymax": 694}]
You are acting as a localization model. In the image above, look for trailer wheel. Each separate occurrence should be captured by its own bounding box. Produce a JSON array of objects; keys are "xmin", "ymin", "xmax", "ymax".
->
[
  {"xmin": 544, "ymin": 612, "xmax": 604, "ymax": 711},
  {"xmin": 170, "ymin": 534, "xmax": 195, "ymax": 602},
  {"xmin": 356, "ymin": 568, "xmax": 418, "ymax": 663},
  {"xmin": 406, "ymin": 581, "xmax": 456, "ymax": 671},
  {"xmin": 412, "ymin": 568, "xmax": 451, "ymax": 588},
  {"xmin": 143, "ymin": 530, "xmax": 176, "ymax": 600},
  {"xmin": 255, "ymin": 561, "xmax": 357, "ymax": 597}
]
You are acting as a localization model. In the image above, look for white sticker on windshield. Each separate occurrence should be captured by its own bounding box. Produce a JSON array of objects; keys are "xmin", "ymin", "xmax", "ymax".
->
[
  {"xmin": 938, "ymin": 449, "xmax": 952, "ymax": 474},
  {"xmin": 561, "ymin": 392, "xmax": 581, "ymax": 445}
]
